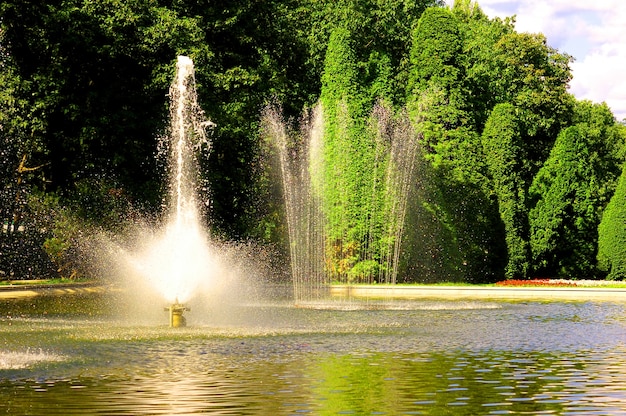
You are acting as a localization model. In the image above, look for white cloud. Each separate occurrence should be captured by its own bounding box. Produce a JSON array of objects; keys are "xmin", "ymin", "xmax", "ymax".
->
[
  {"xmin": 444, "ymin": 0, "xmax": 626, "ymax": 121},
  {"xmin": 571, "ymin": 49, "xmax": 626, "ymax": 120}
]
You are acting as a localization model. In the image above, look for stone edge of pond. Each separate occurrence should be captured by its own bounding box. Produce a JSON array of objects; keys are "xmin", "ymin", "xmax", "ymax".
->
[
  {"xmin": 0, "ymin": 281, "xmax": 108, "ymax": 299},
  {"xmin": 3, "ymin": 281, "xmax": 626, "ymax": 302},
  {"xmin": 331, "ymin": 285, "xmax": 626, "ymax": 301}
]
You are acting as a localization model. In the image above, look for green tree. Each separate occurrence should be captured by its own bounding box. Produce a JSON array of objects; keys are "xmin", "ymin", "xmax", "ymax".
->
[
  {"xmin": 405, "ymin": 5, "xmax": 505, "ymax": 282},
  {"xmin": 530, "ymin": 102, "xmax": 624, "ymax": 277},
  {"xmin": 1, "ymin": 0, "xmax": 316, "ymax": 241},
  {"xmin": 307, "ymin": 0, "xmax": 443, "ymax": 106},
  {"xmin": 195, "ymin": 0, "xmax": 316, "ymax": 237},
  {"xmin": 455, "ymin": 2, "xmax": 574, "ymax": 173},
  {"xmin": 481, "ymin": 103, "xmax": 530, "ymax": 278},
  {"xmin": 487, "ymin": 31, "xmax": 574, "ymax": 172},
  {"xmin": 452, "ymin": 2, "xmax": 514, "ymax": 129},
  {"xmin": 0, "ymin": 11, "xmax": 57, "ymax": 279},
  {"xmin": 1, "ymin": 0, "xmax": 210, "ymax": 204},
  {"xmin": 319, "ymin": 26, "xmax": 374, "ymax": 281},
  {"xmin": 598, "ymin": 167, "xmax": 626, "ymax": 280},
  {"xmin": 405, "ymin": 3, "xmax": 573, "ymax": 281},
  {"xmin": 407, "ymin": 6, "xmax": 466, "ymax": 138}
]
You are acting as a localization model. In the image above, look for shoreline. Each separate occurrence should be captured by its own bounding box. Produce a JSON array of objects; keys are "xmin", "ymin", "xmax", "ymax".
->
[
  {"xmin": 2, "ymin": 280, "xmax": 626, "ymax": 302},
  {"xmin": 0, "ymin": 281, "xmax": 108, "ymax": 300},
  {"xmin": 331, "ymin": 284, "xmax": 626, "ymax": 301}
]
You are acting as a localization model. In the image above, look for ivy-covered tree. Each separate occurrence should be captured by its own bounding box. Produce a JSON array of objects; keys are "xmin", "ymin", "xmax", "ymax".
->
[
  {"xmin": 306, "ymin": 0, "xmax": 443, "ymax": 107},
  {"xmin": 481, "ymin": 103, "xmax": 530, "ymax": 278},
  {"xmin": 318, "ymin": 26, "xmax": 380, "ymax": 281},
  {"xmin": 407, "ymin": 6, "xmax": 466, "ymax": 139}
]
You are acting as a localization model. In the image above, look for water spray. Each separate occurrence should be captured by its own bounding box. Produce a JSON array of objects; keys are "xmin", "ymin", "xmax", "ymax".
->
[{"xmin": 164, "ymin": 298, "xmax": 189, "ymax": 327}]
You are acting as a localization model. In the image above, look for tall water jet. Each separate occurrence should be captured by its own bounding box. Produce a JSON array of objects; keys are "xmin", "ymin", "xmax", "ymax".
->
[
  {"xmin": 168, "ymin": 56, "xmax": 209, "ymax": 231},
  {"xmin": 371, "ymin": 105, "xmax": 421, "ymax": 284},
  {"xmin": 127, "ymin": 56, "xmax": 215, "ymax": 323},
  {"xmin": 262, "ymin": 105, "xmax": 327, "ymax": 301}
]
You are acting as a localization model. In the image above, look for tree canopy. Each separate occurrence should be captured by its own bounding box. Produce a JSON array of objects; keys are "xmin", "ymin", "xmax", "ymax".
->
[{"xmin": 1, "ymin": 0, "xmax": 624, "ymax": 281}]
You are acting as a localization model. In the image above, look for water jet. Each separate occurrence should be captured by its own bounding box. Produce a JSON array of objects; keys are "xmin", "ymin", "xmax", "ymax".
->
[
  {"xmin": 154, "ymin": 55, "xmax": 212, "ymax": 326},
  {"xmin": 111, "ymin": 55, "xmax": 215, "ymax": 326},
  {"xmin": 262, "ymin": 103, "xmax": 420, "ymax": 302}
]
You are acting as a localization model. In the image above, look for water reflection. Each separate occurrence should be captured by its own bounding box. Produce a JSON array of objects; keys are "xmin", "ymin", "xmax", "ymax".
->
[{"xmin": 1, "ymin": 295, "xmax": 626, "ymax": 414}]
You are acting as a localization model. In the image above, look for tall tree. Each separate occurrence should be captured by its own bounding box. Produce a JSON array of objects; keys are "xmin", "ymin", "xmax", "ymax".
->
[
  {"xmin": 530, "ymin": 102, "xmax": 624, "ymax": 277},
  {"xmin": 318, "ymin": 26, "xmax": 376, "ymax": 281},
  {"xmin": 487, "ymin": 31, "xmax": 574, "ymax": 176},
  {"xmin": 455, "ymin": 2, "xmax": 574, "ymax": 175},
  {"xmin": 407, "ymin": 6, "xmax": 465, "ymax": 138},
  {"xmin": 481, "ymin": 103, "xmax": 530, "ymax": 278},
  {"xmin": 598, "ymin": 167, "xmax": 626, "ymax": 280},
  {"xmin": 307, "ymin": 0, "xmax": 443, "ymax": 107},
  {"xmin": 405, "ymin": 5, "xmax": 505, "ymax": 282}
]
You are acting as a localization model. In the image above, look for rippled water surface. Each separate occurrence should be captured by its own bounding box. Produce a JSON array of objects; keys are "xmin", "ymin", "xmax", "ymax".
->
[{"xmin": 1, "ymin": 293, "xmax": 626, "ymax": 414}]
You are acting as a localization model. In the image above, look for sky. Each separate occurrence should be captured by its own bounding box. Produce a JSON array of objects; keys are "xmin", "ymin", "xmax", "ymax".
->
[{"xmin": 443, "ymin": 0, "xmax": 626, "ymax": 121}]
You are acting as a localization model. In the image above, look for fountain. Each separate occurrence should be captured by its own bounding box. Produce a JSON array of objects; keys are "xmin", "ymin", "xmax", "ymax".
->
[
  {"xmin": 262, "ymin": 102, "xmax": 420, "ymax": 302},
  {"xmin": 122, "ymin": 56, "xmax": 215, "ymax": 326},
  {"xmin": 261, "ymin": 105, "xmax": 327, "ymax": 302},
  {"xmin": 90, "ymin": 55, "xmax": 271, "ymax": 327},
  {"xmin": 159, "ymin": 55, "xmax": 209, "ymax": 324}
]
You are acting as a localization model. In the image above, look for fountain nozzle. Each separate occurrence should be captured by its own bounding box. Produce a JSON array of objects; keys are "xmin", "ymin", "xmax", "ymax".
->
[{"xmin": 164, "ymin": 298, "xmax": 190, "ymax": 327}]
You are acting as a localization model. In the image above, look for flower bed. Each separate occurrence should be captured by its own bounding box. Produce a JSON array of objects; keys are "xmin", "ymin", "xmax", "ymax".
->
[{"xmin": 495, "ymin": 279, "xmax": 577, "ymax": 287}]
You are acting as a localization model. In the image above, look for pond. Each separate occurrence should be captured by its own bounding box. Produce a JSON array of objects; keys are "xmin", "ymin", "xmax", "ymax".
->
[{"xmin": 1, "ymin": 292, "xmax": 626, "ymax": 415}]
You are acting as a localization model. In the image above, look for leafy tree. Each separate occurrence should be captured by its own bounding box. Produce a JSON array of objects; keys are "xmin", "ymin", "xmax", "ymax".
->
[
  {"xmin": 413, "ymin": 2, "xmax": 574, "ymax": 281},
  {"xmin": 481, "ymin": 103, "xmax": 530, "ymax": 278},
  {"xmin": 175, "ymin": 0, "xmax": 323, "ymax": 239},
  {"xmin": 407, "ymin": 6, "xmax": 466, "ymax": 138},
  {"xmin": 530, "ymin": 102, "xmax": 624, "ymax": 277},
  {"xmin": 0, "ymin": 0, "xmax": 209, "ymax": 205},
  {"xmin": 1, "ymin": 0, "xmax": 315, "ymax": 240},
  {"xmin": 455, "ymin": 2, "xmax": 574, "ymax": 174},
  {"xmin": 319, "ymin": 26, "xmax": 374, "ymax": 281},
  {"xmin": 404, "ymin": 5, "xmax": 506, "ymax": 282},
  {"xmin": 486, "ymin": 31, "xmax": 574, "ymax": 175},
  {"xmin": 452, "ymin": 3, "xmax": 515, "ymax": 129},
  {"xmin": 0, "ymin": 11, "xmax": 58, "ymax": 279},
  {"xmin": 307, "ymin": 0, "xmax": 443, "ymax": 106},
  {"xmin": 598, "ymin": 167, "xmax": 626, "ymax": 280}
]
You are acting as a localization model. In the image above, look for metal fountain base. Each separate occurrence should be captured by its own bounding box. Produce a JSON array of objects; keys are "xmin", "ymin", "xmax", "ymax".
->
[{"xmin": 164, "ymin": 299, "xmax": 189, "ymax": 327}]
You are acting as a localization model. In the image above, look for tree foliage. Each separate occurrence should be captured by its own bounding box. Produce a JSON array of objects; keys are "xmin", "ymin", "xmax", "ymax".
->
[
  {"xmin": 1, "ymin": 0, "xmax": 624, "ymax": 281},
  {"xmin": 481, "ymin": 103, "xmax": 530, "ymax": 278},
  {"xmin": 307, "ymin": 0, "xmax": 443, "ymax": 106},
  {"xmin": 598, "ymin": 167, "xmax": 626, "ymax": 280},
  {"xmin": 530, "ymin": 102, "xmax": 624, "ymax": 277},
  {"xmin": 404, "ymin": 5, "xmax": 512, "ymax": 282},
  {"xmin": 319, "ymin": 27, "xmax": 402, "ymax": 282}
]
